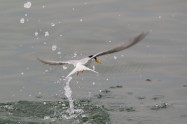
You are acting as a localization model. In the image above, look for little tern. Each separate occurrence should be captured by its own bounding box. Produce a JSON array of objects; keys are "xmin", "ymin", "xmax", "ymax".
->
[{"xmin": 38, "ymin": 32, "xmax": 148, "ymax": 78}]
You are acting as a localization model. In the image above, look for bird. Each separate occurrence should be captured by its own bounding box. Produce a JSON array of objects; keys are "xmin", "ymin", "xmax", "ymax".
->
[{"xmin": 37, "ymin": 32, "xmax": 148, "ymax": 78}]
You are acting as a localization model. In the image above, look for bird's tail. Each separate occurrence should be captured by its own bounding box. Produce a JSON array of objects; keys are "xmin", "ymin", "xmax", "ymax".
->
[
  {"xmin": 84, "ymin": 66, "xmax": 98, "ymax": 74},
  {"xmin": 65, "ymin": 65, "xmax": 98, "ymax": 79}
]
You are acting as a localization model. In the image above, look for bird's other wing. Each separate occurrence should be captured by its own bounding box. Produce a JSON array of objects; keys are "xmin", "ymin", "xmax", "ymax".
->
[
  {"xmin": 91, "ymin": 32, "xmax": 148, "ymax": 58},
  {"xmin": 37, "ymin": 57, "xmax": 71, "ymax": 65}
]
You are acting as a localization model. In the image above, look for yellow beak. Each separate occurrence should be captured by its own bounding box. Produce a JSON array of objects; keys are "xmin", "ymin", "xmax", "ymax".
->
[{"xmin": 95, "ymin": 59, "xmax": 101, "ymax": 64}]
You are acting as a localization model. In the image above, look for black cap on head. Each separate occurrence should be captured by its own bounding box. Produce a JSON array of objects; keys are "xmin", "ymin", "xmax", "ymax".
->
[
  {"xmin": 88, "ymin": 55, "xmax": 93, "ymax": 58},
  {"xmin": 89, "ymin": 55, "xmax": 97, "ymax": 60}
]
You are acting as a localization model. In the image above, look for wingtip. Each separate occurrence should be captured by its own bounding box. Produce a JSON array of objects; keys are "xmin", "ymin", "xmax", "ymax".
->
[
  {"xmin": 37, "ymin": 57, "xmax": 51, "ymax": 65},
  {"xmin": 135, "ymin": 31, "xmax": 149, "ymax": 42},
  {"xmin": 37, "ymin": 57, "xmax": 44, "ymax": 63}
]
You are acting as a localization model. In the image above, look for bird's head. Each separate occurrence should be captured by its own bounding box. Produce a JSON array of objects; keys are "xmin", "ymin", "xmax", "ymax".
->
[{"xmin": 89, "ymin": 55, "xmax": 101, "ymax": 64}]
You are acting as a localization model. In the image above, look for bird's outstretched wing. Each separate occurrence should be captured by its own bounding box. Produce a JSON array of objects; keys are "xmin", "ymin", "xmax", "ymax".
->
[
  {"xmin": 37, "ymin": 57, "xmax": 71, "ymax": 65},
  {"xmin": 91, "ymin": 32, "xmax": 148, "ymax": 58}
]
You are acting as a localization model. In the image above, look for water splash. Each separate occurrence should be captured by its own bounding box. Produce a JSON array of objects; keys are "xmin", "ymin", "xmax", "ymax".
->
[{"xmin": 62, "ymin": 77, "xmax": 83, "ymax": 119}]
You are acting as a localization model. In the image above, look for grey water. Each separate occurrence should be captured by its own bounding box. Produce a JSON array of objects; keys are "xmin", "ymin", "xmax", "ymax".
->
[{"xmin": 0, "ymin": 0, "xmax": 187, "ymax": 123}]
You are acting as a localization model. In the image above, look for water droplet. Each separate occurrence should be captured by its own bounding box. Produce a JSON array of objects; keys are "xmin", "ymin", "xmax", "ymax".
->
[
  {"xmin": 63, "ymin": 65, "xmax": 67, "ymax": 70},
  {"xmin": 92, "ymin": 82, "xmax": 95, "ymax": 85},
  {"xmin": 24, "ymin": 2, "xmax": 32, "ymax": 9},
  {"xmin": 21, "ymin": 72, "xmax": 24, "ymax": 75},
  {"xmin": 51, "ymin": 23, "xmax": 55, "ymax": 27},
  {"xmin": 114, "ymin": 56, "xmax": 117, "ymax": 60},
  {"xmin": 45, "ymin": 69, "xmax": 49, "ymax": 73},
  {"xmin": 80, "ymin": 18, "xmax": 83, "ymax": 22},
  {"xmin": 45, "ymin": 31, "xmax": 49, "ymax": 37},
  {"xmin": 34, "ymin": 32, "xmax": 38, "ymax": 36},
  {"xmin": 57, "ymin": 51, "xmax": 61, "ymax": 55},
  {"xmin": 52, "ymin": 45, "xmax": 57, "ymax": 51},
  {"xmin": 20, "ymin": 18, "xmax": 25, "ymax": 23}
]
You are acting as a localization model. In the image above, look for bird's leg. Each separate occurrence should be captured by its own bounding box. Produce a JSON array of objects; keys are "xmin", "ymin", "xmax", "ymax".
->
[{"xmin": 81, "ymin": 70, "xmax": 84, "ymax": 73}]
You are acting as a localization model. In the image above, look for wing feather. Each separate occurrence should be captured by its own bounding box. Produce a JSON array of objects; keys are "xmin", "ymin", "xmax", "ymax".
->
[
  {"xmin": 92, "ymin": 32, "xmax": 148, "ymax": 58},
  {"xmin": 37, "ymin": 57, "xmax": 70, "ymax": 65}
]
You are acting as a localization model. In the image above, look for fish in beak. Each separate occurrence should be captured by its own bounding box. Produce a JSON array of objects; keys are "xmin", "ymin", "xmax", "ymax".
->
[{"xmin": 95, "ymin": 58, "xmax": 101, "ymax": 64}]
